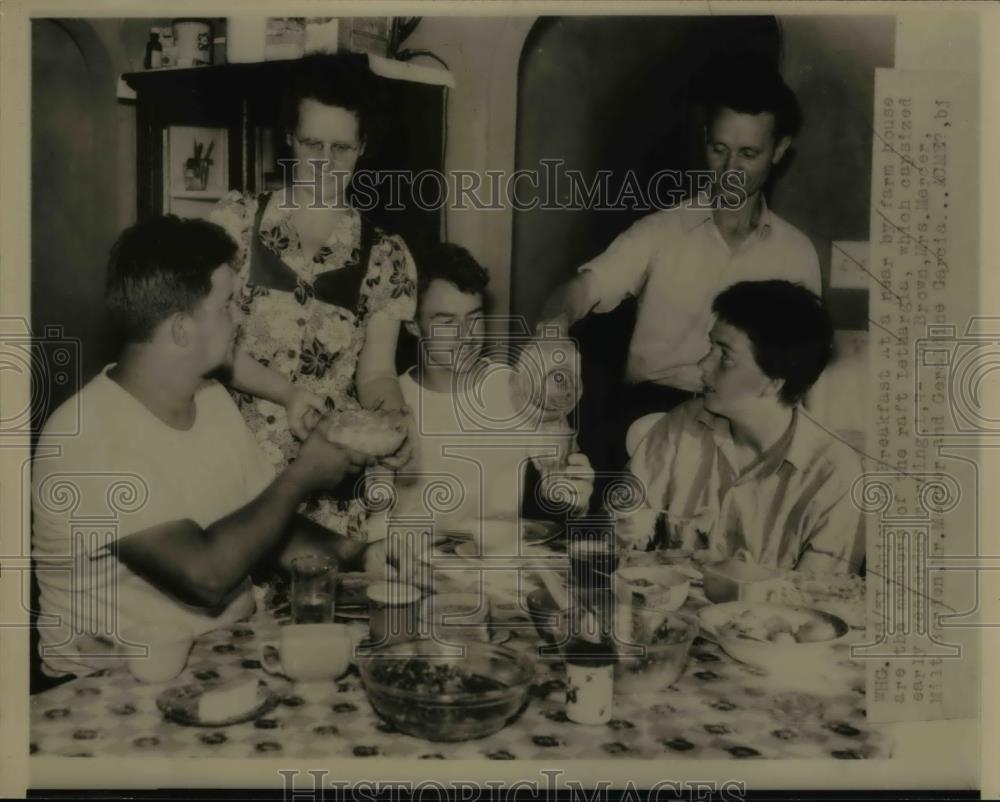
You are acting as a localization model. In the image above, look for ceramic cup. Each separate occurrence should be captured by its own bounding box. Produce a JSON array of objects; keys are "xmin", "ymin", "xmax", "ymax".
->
[
  {"xmin": 120, "ymin": 622, "xmax": 194, "ymax": 684},
  {"xmin": 259, "ymin": 623, "xmax": 356, "ymax": 682},
  {"xmin": 173, "ymin": 19, "xmax": 213, "ymax": 67}
]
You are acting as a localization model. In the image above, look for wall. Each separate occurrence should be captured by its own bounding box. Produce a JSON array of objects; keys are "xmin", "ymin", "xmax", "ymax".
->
[
  {"xmin": 772, "ymin": 14, "xmax": 896, "ymax": 298},
  {"xmin": 403, "ymin": 17, "xmax": 535, "ymax": 320},
  {"xmin": 31, "ymin": 18, "xmax": 160, "ymax": 421}
]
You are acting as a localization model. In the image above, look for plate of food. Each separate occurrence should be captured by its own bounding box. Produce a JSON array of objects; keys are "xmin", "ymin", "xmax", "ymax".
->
[
  {"xmin": 738, "ymin": 571, "xmax": 866, "ymax": 627},
  {"xmin": 157, "ymin": 677, "xmax": 280, "ymax": 727},
  {"xmin": 697, "ymin": 602, "xmax": 849, "ymax": 681}
]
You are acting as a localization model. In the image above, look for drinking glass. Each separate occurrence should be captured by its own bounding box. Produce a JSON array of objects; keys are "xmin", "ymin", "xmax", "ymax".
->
[{"xmin": 290, "ymin": 554, "xmax": 338, "ymax": 624}]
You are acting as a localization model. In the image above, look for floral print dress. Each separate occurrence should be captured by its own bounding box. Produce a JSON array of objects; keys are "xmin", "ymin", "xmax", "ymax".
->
[{"xmin": 210, "ymin": 191, "xmax": 417, "ymax": 539}]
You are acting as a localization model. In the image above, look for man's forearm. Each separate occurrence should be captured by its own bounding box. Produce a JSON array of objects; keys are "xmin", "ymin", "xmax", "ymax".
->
[
  {"xmin": 231, "ymin": 348, "xmax": 292, "ymax": 405},
  {"xmin": 538, "ymin": 273, "xmax": 601, "ymax": 331},
  {"xmin": 200, "ymin": 463, "xmax": 313, "ymax": 591},
  {"xmin": 357, "ymin": 375, "xmax": 405, "ymax": 411}
]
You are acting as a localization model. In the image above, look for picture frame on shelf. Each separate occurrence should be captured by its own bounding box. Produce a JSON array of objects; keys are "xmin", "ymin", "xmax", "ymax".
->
[{"xmin": 164, "ymin": 125, "xmax": 229, "ymax": 219}]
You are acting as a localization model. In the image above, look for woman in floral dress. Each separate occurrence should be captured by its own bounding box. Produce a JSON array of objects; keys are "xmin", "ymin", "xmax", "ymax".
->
[{"xmin": 210, "ymin": 54, "xmax": 416, "ymax": 540}]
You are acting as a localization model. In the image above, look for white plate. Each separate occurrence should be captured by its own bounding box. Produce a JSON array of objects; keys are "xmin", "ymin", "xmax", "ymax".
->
[
  {"xmin": 437, "ymin": 518, "xmax": 562, "ymax": 548},
  {"xmin": 156, "ymin": 680, "xmax": 280, "ymax": 727}
]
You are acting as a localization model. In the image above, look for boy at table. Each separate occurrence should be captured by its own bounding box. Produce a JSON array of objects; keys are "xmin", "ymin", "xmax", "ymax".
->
[
  {"xmin": 383, "ymin": 242, "xmax": 594, "ymax": 539},
  {"xmin": 32, "ymin": 216, "xmax": 401, "ymax": 679},
  {"xmin": 622, "ymin": 280, "xmax": 863, "ymax": 574}
]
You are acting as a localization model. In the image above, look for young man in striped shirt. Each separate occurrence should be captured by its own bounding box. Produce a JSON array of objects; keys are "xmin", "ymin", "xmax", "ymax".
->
[{"xmin": 623, "ymin": 281, "xmax": 863, "ymax": 574}]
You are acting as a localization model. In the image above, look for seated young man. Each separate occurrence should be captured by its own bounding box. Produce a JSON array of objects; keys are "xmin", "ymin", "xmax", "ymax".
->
[
  {"xmin": 385, "ymin": 242, "xmax": 594, "ymax": 538},
  {"xmin": 32, "ymin": 216, "xmax": 395, "ymax": 679},
  {"xmin": 622, "ymin": 280, "xmax": 863, "ymax": 574}
]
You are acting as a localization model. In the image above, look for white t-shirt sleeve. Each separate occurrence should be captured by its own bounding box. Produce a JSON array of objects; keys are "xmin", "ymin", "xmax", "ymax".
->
[
  {"xmin": 32, "ymin": 425, "xmax": 157, "ymax": 562},
  {"xmin": 242, "ymin": 424, "xmax": 277, "ymax": 500}
]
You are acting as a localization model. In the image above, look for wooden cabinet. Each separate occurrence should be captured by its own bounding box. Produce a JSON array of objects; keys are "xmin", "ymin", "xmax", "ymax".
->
[{"xmin": 121, "ymin": 59, "xmax": 447, "ymax": 247}]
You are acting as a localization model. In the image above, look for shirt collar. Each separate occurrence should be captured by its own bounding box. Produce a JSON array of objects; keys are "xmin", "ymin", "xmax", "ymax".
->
[
  {"xmin": 695, "ymin": 403, "xmax": 817, "ymax": 474},
  {"xmin": 680, "ymin": 194, "xmax": 715, "ymax": 232},
  {"xmin": 681, "ymin": 193, "xmax": 774, "ymax": 237},
  {"xmin": 782, "ymin": 407, "xmax": 838, "ymax": 472}
]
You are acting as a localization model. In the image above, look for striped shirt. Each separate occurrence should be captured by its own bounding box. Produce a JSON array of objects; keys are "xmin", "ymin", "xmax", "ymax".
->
[{"xmin": 626, "ymin": 399, "xmax": 864, "ymax": 574}]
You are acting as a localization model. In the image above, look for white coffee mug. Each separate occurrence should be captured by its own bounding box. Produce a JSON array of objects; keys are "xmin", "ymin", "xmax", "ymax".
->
[
  {"xmin": 173, "ymin": 19, "xmax": 212, "ymax": 67},
  {"xmin": 259, "ymin": 623, "xmax": 357, "ymax": 682},
  {"xmin": 120, "ymin": 622, "xmax": 194, "ymax": 684}
]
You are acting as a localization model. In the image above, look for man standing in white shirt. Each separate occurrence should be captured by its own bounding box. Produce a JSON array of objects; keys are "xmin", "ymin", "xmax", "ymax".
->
[
  {"xmin": 538, "ymin": 57, "xmax": 821, "ymax": 471},
  {"xmin": 32, "ymin": 216, "xmax": 394, "ymax": 679}
]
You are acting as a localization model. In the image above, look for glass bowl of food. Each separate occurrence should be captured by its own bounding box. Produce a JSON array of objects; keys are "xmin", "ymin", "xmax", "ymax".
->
[
  {"xmin": 614, "ymin": 610, "xmax": 699, "ymax": 695},
  {"xmin": 357, "ymin": 638, "xmax": 535, "ymax": 741}
]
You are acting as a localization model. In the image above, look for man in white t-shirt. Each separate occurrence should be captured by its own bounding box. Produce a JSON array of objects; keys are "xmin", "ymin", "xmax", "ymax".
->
[
  {"xmin": 387, "ymin": 243, "xmax": 594, "ymax": 537},
  {"xmin": 33, "ymin": 216, "xmax": 393, "ymax": 678},
  {"xmin": 538, "ymin": 57, "xmax": 821, "ymax": 473}
]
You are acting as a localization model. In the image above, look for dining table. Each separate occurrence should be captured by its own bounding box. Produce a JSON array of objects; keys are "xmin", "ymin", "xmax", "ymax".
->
[{"xmin": 30, "ymin": 541, "xmax": 891, "ymax": 761}]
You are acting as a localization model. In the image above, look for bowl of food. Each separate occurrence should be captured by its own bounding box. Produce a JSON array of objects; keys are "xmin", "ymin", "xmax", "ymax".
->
[
  {"xmin": 617, "ymin": 566, "xmax": 690, "ymax": 611},
  {"xmin": 318, "ymin": 407, "xmax": 408, "ymax": 458},
  {"xmin": 701, "ymin": 560, "xmax": 783, "ymax": 604},
  {"xmin": 357, "ymin": 639, "xmax": 535, "ymax": 741},
  {"xmin": 698, "ymin": 602, "xmax": 849, "ymax": 677},
  {"xmin": 614, "ymin": 611, "xmax": 699, "ymax": 695}
]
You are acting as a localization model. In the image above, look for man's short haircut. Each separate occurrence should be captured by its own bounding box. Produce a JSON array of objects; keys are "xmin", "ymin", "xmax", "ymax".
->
[
  {"xmin": 280, "ymin": 52, "xmax": 375, "ymax": 141},
  {"xmin": 105, "ymin": 215, "xmax": 238, "ymax": 344},
  {"xmin": 699, "ymin": 54, "xmax": 803, "ymax": 141},
  {"xmin": 712, "ymin": 280, "xmax": 833, "ymax": 406},
  {"xmin": 415, "ymin": 241, "xmax": 490, "ymax": 302}
]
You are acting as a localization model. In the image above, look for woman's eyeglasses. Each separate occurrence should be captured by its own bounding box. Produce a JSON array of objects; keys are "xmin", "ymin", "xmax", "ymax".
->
[{"xmin": 293, "ymin": 135, "xmax": 360, "ymax": 161}]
